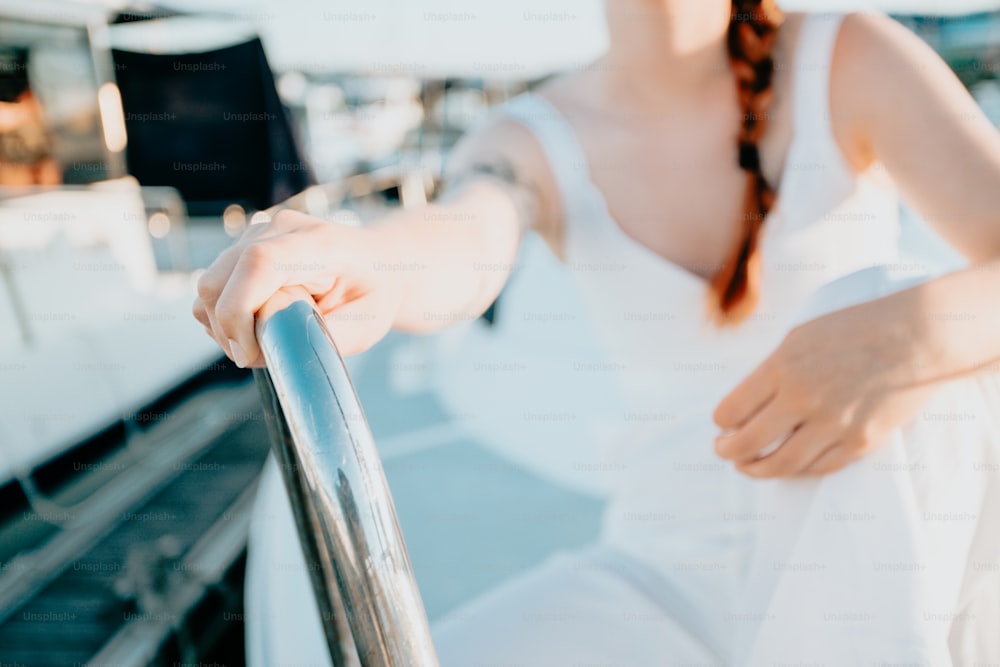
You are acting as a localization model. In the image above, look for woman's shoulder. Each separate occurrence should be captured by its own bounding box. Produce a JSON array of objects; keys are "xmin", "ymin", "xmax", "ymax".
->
[
  {"xmin": 441, "ymin": 82, "xmax": 580, "ymax": 245},
  {"xmin": 445, "ymin": 65, "xmax": 600, "ymax": 184},
  {"xmin": 825, "ymin": 10, "xmax": 933, "ymax": 173}
]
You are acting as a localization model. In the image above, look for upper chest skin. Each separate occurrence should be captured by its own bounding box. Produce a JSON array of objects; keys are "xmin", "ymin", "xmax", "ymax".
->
[{"xmin": 537, "ymin": 14, "xmax": 806, "ymax": 280}]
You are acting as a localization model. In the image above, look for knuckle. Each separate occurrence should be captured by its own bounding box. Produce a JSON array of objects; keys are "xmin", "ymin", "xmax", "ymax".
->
[
  {"xmin": 213, "ymin": 300, "xmax": 245, "ymax": 329},
  {"xmin": 271, "ymin": 209, "xmax": 292, "ymax": 225},
  {"xmin": 713, "ymin": 436, "xmax": 728, "ymax": 457},
  {"xmin": 847, "ymin": 427, "xmax": 872, "ymax": 452},
  {"xmin": 830, "ymin": 411, "xmax": 854, "ymax": 431},
  {"xmin": 196, "ymin": 273, "xmax": 219, "ymax": 303},
  {"xmin": 712, "ymin": 404, "xmax": 733, "ymax": 428},
  {"xmin": 271, "ymin": 209, "xmax": 300, "ymax": 230},
  {"xmin": 857, "ymin": 422, "xmax": 883, "ymax": 451},
  {"xmin": 854, "ymin": 429, "xmax": 875, "ymax": 450},
  {"xmin": 718, "ymin": 431, "xmax": 749, "ymax": 459},
  {"xmin": 241, "ymin": 242, "xmax": 274, "ymax": 272},
  {"xmin": 240, "ymin": 220, "xmax": 269, "ymax": 242},
  {"xmin": 192, "ymin": 298, "xmax": 208, "ymax": 323}
]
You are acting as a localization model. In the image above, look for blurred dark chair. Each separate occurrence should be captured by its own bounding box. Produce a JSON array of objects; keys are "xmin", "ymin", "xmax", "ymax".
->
[{"xmin": 112, "ymin": 38, "xmax": 314, "ymax": 216}]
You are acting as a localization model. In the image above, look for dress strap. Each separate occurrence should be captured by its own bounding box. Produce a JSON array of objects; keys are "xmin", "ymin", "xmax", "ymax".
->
[
  {"xmin": 790, "ymin": 13, "xmax": 851, "ymax": 171},
  {"xmin": 501, "ymin": 92, "xmax": 593, "ymax": 219}
]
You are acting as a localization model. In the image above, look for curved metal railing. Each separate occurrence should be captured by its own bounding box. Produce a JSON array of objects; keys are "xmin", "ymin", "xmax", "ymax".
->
[{"xmin": 252, "ymin": 292, "xmax": 440, "ymax": 667}]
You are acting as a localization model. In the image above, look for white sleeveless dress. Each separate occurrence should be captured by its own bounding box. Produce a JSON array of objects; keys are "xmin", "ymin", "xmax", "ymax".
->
[
  {"xmin": 243, "ymin": 13, "xmax": 1000, "ymax": 667},
  {"xmin": 433, "ymin": 13, "xmax": 1000, "ymax": 666}
]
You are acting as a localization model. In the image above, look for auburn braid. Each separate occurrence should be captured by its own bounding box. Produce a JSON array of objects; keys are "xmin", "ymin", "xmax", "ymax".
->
[{"xmin": 710, "ymin": 0, "xmax": 785, "ymax": 325}]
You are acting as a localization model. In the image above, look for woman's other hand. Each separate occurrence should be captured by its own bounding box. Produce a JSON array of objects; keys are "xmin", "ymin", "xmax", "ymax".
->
[{"xmin": 712, "ymin": 297, "xmax": 940, "ymax": 478}]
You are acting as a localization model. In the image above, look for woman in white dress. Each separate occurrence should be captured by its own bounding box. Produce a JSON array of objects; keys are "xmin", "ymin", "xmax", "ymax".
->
[{"xmin": 194, "ymin": 1, "xmax": 1000, "ymax": 664}]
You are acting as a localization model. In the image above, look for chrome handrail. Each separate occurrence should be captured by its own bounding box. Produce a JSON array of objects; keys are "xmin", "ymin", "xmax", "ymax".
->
[{"xmin": 252, "ymin": 296, "xmax": 440, "ymax": 667}]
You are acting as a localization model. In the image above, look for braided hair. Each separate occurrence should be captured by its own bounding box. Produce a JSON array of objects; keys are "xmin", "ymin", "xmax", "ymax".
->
[{"xmin": 709, "ymin": 0, "xmax": 785, "ymax": 325}]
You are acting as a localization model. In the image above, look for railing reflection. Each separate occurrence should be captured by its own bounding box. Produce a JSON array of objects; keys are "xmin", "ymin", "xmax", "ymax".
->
[{"xmin": 253, "ymin": 294, "xmax": 439, "ymax": 667}]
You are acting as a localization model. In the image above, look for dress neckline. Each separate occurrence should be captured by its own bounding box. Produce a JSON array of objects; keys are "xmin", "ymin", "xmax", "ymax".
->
[{"xmin": 520, "ymin": 15, "xmax": 818, "ymax": 291}]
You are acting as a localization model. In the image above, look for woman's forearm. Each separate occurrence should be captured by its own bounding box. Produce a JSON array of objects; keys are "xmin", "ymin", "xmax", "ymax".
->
[{"xmin": 369, "ymin": 181, "xmax": 523, "ymax": 333}]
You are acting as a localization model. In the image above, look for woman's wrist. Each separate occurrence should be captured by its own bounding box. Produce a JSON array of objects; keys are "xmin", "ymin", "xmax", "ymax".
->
[
  {"xmin": 886, "ymin": 263, "xmax": 1000, "ymax": 383},
  {"xmin": 888, "ymin": 287, "xmax": 950, "ymax": 385},
  {"xmin": 838, "ymin": 289, "xmax": 937, "ymax": 387},
  {"xmin": 360, "ymin": 219, "xmax": 415, "ymax": 329}
]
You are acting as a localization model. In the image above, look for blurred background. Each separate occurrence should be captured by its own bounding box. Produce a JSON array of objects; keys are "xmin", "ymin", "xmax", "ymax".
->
[{"xmin": 0, "ymin": 0, "xmax": 997, "ymax": 664}]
